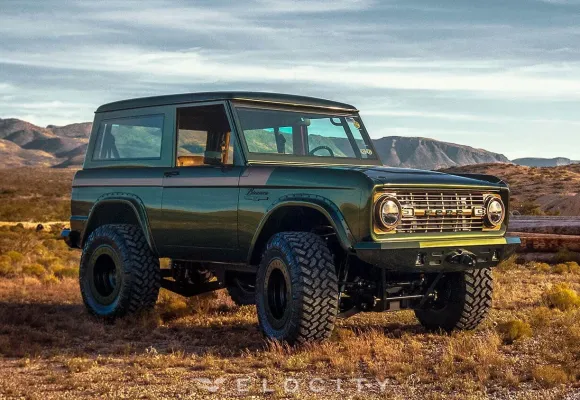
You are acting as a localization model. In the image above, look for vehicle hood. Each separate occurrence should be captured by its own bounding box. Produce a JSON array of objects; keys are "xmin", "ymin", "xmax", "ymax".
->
[{"xmin": 337, "ymin": 165, "xmax": 505, "ymax": 188}]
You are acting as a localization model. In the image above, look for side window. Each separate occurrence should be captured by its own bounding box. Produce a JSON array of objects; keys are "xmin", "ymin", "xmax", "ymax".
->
[
  {"xmin": 92, "ymin": 115, "xmax": 164, "ymax": 160},
  {"xmin": 176, "ymin": 105, "xmax": 234, "ymax": 167},
  {"xmin": 244, "ymin": 127, "xmax": 294, "ymax": 154}
]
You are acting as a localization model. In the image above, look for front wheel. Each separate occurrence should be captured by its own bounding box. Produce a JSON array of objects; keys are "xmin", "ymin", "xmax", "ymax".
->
[
  {"xmin": 256, "ymin": 232, "xmax": 339, "ymax": 345},
  {"xmin": 415, "ymin": 267, "xmax": 493, "ymax": 331}
]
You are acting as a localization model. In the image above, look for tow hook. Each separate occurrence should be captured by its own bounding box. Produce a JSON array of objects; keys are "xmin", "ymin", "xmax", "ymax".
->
[{"xmin": 447, "ymin": 250, "xmax": 477, "ymax": 267}]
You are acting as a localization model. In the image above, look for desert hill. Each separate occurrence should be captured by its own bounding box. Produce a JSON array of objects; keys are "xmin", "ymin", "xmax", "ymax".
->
[
  {"xmin": 373, "ymin": 136, "xmax": 510, "ymax": 170},
  {"xmin": 442, "ymin": 163, "xmax": 580, "ymax": 216},
  {"xmin": 0, "ymin": 118, "xmax": 90, "ymax": 168}
]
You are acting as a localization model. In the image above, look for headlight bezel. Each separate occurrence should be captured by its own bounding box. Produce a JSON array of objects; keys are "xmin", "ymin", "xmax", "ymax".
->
[
  {"xmin": 374, "ymin": 195, "xmax": 402, "ymax": 232},
  {"xmin": 484, "ymin": 195, "xmax": 506, "ymax": 229}
]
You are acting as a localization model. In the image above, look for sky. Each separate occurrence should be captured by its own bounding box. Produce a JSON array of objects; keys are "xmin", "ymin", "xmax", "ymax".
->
[{"xmin": 1, "ymin": 0, "xmax": 580, "ymax": 160}]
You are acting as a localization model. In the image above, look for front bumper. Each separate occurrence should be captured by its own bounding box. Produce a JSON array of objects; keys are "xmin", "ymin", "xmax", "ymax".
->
[{"xmin": 353, "ymin": 236, "xmax": 521, "ymax": 272}]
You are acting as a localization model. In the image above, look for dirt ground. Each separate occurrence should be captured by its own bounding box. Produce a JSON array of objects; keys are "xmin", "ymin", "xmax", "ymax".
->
[{"xmin": 0, "ymin": 262, "xmax": 579, "ymax": 399}]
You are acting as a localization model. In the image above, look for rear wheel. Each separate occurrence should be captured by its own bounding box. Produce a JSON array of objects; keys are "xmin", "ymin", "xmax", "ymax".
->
[
  {"xmin": 256, "ymin": 232, "xmax": 339, "ymax": 344},
  {"xmin": 415, "ymin": 267, "xmax": 493, "ymax": 331},
  {"xmin": 79, "ymin": 224, "xmax": 160, "ymax": 318}
]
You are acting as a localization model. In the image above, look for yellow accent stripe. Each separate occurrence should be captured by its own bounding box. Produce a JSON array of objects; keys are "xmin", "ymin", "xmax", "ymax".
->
[{"xmin": 419, "ymin": 238, "xmax": 508, "ymax": 248}]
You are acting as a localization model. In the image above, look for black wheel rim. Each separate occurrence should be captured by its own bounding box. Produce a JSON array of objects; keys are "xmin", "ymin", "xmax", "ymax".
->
[
  {"xmin": 88, "ymin": 246, "xmax": 122, "ymax": 306},
  {"xmin": 264, "ymin": 258, "xmax": 291, "ymax": 329},
  {"xmin": 427, "ymin": 274, "xmax": 455, "ymax": 311}
]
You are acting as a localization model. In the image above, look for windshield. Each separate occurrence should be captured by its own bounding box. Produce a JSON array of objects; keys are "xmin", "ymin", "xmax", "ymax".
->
[{"xmin": 235, "ymin": 107, "xmax": 377, "ymax": 161}]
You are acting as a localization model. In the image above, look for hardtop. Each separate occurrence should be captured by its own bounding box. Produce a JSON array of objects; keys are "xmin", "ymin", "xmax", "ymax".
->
[{"xmin": 96, "ymin": 91, "xmax": 358, "ymax": 113}]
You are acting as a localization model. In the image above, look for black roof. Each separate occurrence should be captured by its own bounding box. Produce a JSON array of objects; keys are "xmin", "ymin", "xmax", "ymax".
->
[{"xmin": 96, "ymin": 91, "xmax": 358, "ymax": 113}]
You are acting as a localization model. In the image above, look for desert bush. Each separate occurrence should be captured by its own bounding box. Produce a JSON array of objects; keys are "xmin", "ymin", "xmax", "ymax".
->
[
  {"xmin": 41, "ymin": 274, "xmax": 60, "ymax": 285},
  {"xmin": 497, "ymin": 319, "xmax": 532, "ymax": 344},
  {"xmin": 528, "ymin": 306, "xmax": 555, "ymax": 329},
  {"xmin": 22, "ymin": 263, "xmax": 46, "ymax": 278},
  {"xmin": 497, "ymin": 255, "xmax": 519, "ymax": 271},
  {"xmin": 566, "ymin": 261, "xmax": 580, "ymax": 274},
  {"xmin": 532, "ymin": 365, "xmax": 569, "ymax": 388},
  {"xmin": 543, "ymin": 284, "xmax": 580, "ymax": 311},
  {"xmin": 65, "ymin": 357, "xmax": 96, "ymax": 374},
  {"xmin": 156, "ymin": 291, "xmax": 190, "ymax": 322},
  {"xmin": 518, "ymin": 201, "xmax": 543, "ymax": 216},
  {"xmin": 529, "ymin": 262, "xmax": 551, "ymax": 273},
  {"xmin": 553, "ymin": 262, "xmax": 580, "ymax": 274},
  {"xmin": 0, "ymin": 255, "xmax": 17, "ymax": 277},
  {"xmin": 554, "ymin": 249, "xmax": 580, "ymax": 263},
  {"xmin": 5, "ymin": 250, "xmax": 24, "ymax": 263},
  {"xmin": 53, "ymin": 265, "xmax": 78, "ymax": 279},
  {"xmin": 553, "ymin": 263, "xmax": 569, "ymax": 274}
]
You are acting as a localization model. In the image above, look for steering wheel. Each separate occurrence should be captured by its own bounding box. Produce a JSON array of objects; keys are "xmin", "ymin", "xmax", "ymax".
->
[{"xmin": 309, "ymin": 145, "xmax": 335, "ymax": 157}]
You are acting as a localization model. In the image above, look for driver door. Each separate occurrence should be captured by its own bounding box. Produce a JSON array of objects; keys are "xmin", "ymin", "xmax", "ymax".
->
[{"xmin": 158, "ymin": 103, "xmax": 242, "ymax": 261}]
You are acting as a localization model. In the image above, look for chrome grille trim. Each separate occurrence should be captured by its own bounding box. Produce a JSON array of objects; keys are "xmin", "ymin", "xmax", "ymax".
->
[{"xmin": 394, "ymin": 191, "xmax": 488, "ymax": 233}]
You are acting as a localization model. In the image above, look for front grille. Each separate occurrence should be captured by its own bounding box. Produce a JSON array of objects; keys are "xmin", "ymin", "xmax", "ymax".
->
[{"xmin": 395, "ymin": 191, "xmax": 488, "ymax": 233}]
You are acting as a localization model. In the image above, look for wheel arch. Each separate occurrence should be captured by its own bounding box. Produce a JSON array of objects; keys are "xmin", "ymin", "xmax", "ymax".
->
[
  {"xmin": 247, "ymin": 195, "xmax": 355, "ymax": 265},
  {"xmin": 81, "ymin": 195, "xmax": 157, "ymax": 255}
]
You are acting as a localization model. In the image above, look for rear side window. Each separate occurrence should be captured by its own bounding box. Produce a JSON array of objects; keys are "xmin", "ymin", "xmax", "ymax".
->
[{"xmin": 92, "ymin": 114, "xmax": 164, "ymax": 160}]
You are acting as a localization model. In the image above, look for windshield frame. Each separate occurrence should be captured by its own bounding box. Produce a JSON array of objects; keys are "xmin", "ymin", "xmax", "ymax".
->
[{"xmin": 231, "ymin": 100, "xmax": 382, "ymax": 166}]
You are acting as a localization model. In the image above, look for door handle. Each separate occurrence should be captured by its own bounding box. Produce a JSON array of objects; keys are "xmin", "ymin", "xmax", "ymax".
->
[{"xmin": 164, "ymin": 170, "xmax": 180, "ymax": 177}]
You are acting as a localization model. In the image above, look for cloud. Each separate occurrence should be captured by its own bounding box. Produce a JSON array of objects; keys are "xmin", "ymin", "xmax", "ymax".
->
[
  {"xmin": 2, "ymin": 46, "xmax": 580, "ymax": 99},
  {"xmin": 0, "ymin": 0, "xmax": 579, "ymax": 159}
]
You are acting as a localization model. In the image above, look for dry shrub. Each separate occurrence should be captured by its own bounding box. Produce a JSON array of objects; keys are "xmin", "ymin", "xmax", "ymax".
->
[
  {"xmin": 22, "ymin": 263, "xmax": 45, "ymax": 278},
  {"xmin": 5, "ymin": 250, "xmax": 24, "ymax": 263},
  {"xmin": 156, "ymin": 291, "xmax": 190, "ymax": 322},
  {"xmin": 530, "ymin": 262, "xmax": 551, "ymax": 273},
  {"xmin": 41, "ymin": 274, "xmax": 60, "ymax": 285},
  {"xmin": 497, "ymin": 255, "xmax": 519, "ymax": 271},
  {"xmin": 565, "ymin": 262, "xmax": 580, "ymax": 274},
  {"xmin": 552, "ymin": 263, "xmax": 568, "ymax": 274},
  {"xmin": 436, "ymin": 331, "xmax": 504, "ymax": 383},
  {"xmin": 64, "ymin": 357, "xmax": 96, "ymax": 373},
  {"xmin": 187, "ymin": 292, "xmax": 220, "ymax": 315},
  {"xmin": 554, "ymin": 249, "xmax": 580, "ymax": 263},
  {"xmin": 497, "ymin": 319, "xmax": 532, "ymax": 344},
  {"xmin": 52, "ymin": 265, "xmax": 78, "ymax": 279},
  {"xmin": 552, "ymin": 262, "xmax": 579, "ymax": 275},
  {"xmin": 543, "ymin": 284, "xmax": 580, "ymax": 311},
  {"xmin": 528, "ymin": 306, "xmax": 556, "ymax": 329},
  {"xmin": 532, "ymin": 365, "xmax": 569, "ymax": 388},
  {"xmin": 0, "ymin": 255, "xmax": 17, "ymax": 277}
]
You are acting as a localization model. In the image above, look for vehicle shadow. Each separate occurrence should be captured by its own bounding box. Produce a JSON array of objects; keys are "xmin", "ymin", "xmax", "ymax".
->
[
  {"xmin": 0, "ymin": 301, "xmax": 263, "ymax": 359},
  {"xmin": 0, "ymin": 301, "xmax": 429, "ymax": 360}
]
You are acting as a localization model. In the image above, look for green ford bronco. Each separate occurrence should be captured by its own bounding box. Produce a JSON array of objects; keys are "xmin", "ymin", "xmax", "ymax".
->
[{"xmin": 62, "ymin": 92, "xmax": 520, "ymax": 344}]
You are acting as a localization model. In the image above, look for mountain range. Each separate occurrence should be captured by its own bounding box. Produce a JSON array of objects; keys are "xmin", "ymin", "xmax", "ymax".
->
[{"xmin": 0, "ymin": 117, "xmax": 575, "ymax": 170}]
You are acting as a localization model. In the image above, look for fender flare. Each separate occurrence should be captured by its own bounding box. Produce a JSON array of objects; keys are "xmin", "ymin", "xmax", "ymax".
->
[
  {"xmin": 81, "ymin": 193, "xmax": 158, "ymax": 255},
  {"xmin": 247, "ymin": 194, "xmax": 355, "ymax": 264}
]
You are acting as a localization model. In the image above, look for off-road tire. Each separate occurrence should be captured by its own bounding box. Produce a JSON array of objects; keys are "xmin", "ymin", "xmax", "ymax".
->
[
  {"xmin": 80, "ymin": 224, "xmax": 160, "ymax": 318},
  {"xmin": 415, "ymin": 267, "xmax": 493, "ymax": 331},
  {"xmin": 256, "ymin": 232, "xmax": 339, "ymax": 345}
]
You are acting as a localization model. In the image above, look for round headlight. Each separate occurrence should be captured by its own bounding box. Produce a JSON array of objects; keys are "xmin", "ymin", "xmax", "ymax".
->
[
  {"xmin": 485, "ymin": 197, "xmax": 505, "ymax": 227},
  {"xmin": 376, "ymin": 196, "xmax": 402, "ymax": 230}
]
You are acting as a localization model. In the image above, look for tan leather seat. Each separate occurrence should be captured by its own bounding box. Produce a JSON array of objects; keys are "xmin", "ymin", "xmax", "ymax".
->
[{"xmin": 177, "ymin": 155, "xmax": 204, "ymax": 167}]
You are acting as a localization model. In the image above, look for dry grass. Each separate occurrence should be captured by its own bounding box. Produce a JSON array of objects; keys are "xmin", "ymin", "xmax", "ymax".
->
[
  {"xmin": 0, "ymin": 226, "xmax": 579, "ymax": 398},
  {"xmin": 0, "ymin": 168, "xmax": 75, "ymax": 222}
]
